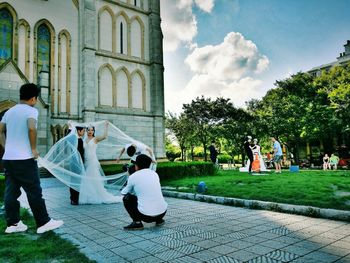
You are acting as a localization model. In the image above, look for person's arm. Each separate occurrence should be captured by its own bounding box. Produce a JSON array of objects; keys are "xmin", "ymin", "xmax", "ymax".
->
[
  {"xmin": 120, "ymin": 176, "xmax": 134, "ymax": 196},
  {"xmin": 116, "ymin": 147, "xmax": 125, "ymax": 162},
  {"xmin": 28, "ymin": 118, "xmax": 39, "ymax": 159},
  {"xmin": 0, "ymin": 122, "xmax": 6, "ymax": 148},
  {"xmin": 95, "ymin": 121, "xmax": 109, "ymax": 143},
  {"xmin": 146, "ymin": 147, "xmax": 156, "ymax": 163}
]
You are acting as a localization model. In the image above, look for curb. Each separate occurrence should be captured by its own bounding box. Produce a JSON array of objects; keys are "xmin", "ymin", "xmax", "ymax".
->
[{"xmin": 162, "ymin": 190, "xmax": 350, "ymax": 222}]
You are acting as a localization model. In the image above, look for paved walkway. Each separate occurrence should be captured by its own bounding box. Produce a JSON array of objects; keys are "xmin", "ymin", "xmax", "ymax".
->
[{"xmin": 41, "ymin": 178, "xmax": 350, "ymax": 263}]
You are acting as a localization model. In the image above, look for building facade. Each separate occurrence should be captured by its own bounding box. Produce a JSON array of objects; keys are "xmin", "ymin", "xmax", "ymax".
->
[
  {"xmin": 0, "ymin": 0, "xmax": 165, "ymax": 159},
  {"xmin": 308, "ymin": 40, "xmax": 350, "ymax": 77}
]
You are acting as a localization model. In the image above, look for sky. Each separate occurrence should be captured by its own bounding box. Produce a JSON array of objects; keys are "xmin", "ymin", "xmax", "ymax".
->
[{"xmin": 160, "ymin": 0, "xmax": 350, "ymax": 114}]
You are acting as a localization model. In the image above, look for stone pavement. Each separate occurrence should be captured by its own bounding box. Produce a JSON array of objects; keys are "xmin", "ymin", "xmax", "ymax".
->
[{"xmin": 41, "ymin": 178, "xmax": 350, "ymax": 263}]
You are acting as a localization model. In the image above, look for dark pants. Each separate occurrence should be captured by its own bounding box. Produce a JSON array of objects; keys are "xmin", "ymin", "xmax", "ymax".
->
[
  {"xmin": 123, "ymin": 194, "xmax": 166, "ymax": 223},
  {"xmin": 248, "ymin": 154, "xmax": 253, "ymax": 173},
  {"xmin": 3, "ymin": 159, "xmax": 50, "ymax": 227},
  {"xmin": 70, "ymin": 188, "xmax": 79, "ymax": 203}
]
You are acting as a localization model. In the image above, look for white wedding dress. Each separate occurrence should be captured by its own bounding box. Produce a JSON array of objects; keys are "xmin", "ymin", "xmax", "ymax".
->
[{"xmin": 79, "ymin": 139, "xmax": 122, "ymax": 204}]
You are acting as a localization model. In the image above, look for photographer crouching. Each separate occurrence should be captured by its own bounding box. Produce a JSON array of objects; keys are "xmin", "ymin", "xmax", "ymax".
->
[{"xmin": 121, "ymin": 154, "xmax": 167, "ymax": 230}]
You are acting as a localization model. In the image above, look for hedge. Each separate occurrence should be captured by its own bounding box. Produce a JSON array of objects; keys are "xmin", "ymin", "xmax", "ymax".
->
[
  {"xmin": 217, "ymin": 154, "xmax": 233, "ymax": 163},
  {"xmin": 101, "ymin": 161, "xmax": 217, "ymax": 181},
  {"xmin": 0, "ymin": 175, "xmax": 4, "ymax": 200}
]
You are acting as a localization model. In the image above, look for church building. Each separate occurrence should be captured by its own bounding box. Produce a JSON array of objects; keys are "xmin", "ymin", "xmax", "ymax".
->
[{"xmin": 0, "ymin": 0, "xmax": 165, "ymax": 159}]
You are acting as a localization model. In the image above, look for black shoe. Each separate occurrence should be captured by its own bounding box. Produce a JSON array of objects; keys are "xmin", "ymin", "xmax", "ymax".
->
[
  {"xmin": 124, "ymin": 222, "xmax": 144, "ymax": 230},
  {"xmin": 155, "ymin": 219, "xmax": 165, "ymax": 226},
  {"xmin": 70, "ymin": 201, "xmax": 78, "ymax": 205}
]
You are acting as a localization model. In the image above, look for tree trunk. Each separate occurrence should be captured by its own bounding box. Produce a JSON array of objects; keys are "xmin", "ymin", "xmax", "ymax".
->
[{"xmin": 191, "ymin": 145, "xmax": 194, "ymax": 161}]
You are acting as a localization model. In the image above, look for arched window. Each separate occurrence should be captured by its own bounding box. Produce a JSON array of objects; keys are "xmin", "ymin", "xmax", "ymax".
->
[
  {"xmin": 134, "ymin": 0, "xmax": 137, "ymax": 6},
  {"xmin": 120, "ymin": 22, "xmax": 124, "ymax": 54},
  {"xmin": 0, "ymin": 8, "xmax": 13, "ymax": 65},
  {"xmin": 37, "ymin": 24, "xmax": 51, "ymax": 84}
]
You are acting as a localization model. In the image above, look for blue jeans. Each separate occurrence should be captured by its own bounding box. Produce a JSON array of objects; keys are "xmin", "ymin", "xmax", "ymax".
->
[{"xmin": 3, "ymin": 159, "xmax": 50, "ymax": 227}]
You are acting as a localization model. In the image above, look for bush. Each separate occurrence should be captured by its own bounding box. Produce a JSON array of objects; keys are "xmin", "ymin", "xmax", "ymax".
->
[
  {"xmin": 101, "ymin": 164, "xmax": 124, "ymax": 175},
  {"xmin": 101, "ymin": 161, "xmax": 217, "ymax": 180},
  {"xmin": 157, "ymin": 161, "xmax": 217, "ymax": 181},
  {"xmin": 217, "ymin": 154, "xmax": 233, "ymax": 163}
]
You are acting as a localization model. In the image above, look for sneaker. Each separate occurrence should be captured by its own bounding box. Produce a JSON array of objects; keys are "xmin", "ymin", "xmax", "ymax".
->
[
  {"xmin": 155, "ymin": 219, "xmax": 165, "ymax": 226},
  {"xmin": 37, "ymin": 219, "xmax": 64, "ymax": 234},
  {"xmin": 123, "ymin": 221, "xmax": 144, "ymax": 230},
  {"xmin": 5, "ymin": 220, "xmax": 28, "ymax": 234}
]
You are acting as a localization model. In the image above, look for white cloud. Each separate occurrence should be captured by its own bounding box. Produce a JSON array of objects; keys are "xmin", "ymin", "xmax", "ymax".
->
[
  {"xmin": 160, "ymin": 0, "xmax": 216, "ymax": 52},
  {"xmin": 183, "ymin": 75, "xmax": 264, "ymax": 107},
  {"xmin": 194, "ymin": 0, "xmax": 214, "ymax": 12},
  {"xmin": 161, "ymin": 6, "xmax": 270, "ymax": 113},
  {"xmin": 185, "ymin": 32, "xmax": 269, "ymax": 81}
]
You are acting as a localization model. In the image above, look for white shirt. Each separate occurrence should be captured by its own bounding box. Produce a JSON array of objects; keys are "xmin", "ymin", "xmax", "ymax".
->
[
  {"xmin": 121, "ymin": 168, "xmax": 168, "ymax": 216},
  {"xmin": 125, "ymin": 142, "xmax": 148, "ymax": 162},
  {"xmin": 1, "ymin": 104, "xmax": 38, "ymax": 160}
]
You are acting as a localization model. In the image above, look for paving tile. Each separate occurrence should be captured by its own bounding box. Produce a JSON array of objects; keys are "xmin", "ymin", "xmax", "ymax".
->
[
  {"xmin": 246, "ymin": 255, "xmax": 281, "ymax": 263},
  {"xmin": 168, "ymin": 255, "xmax": 202, "ymax": 263},
  {"xmin": 281, "ymin": 244, "xmax": 315, "ymax": 256},
  {"xmin": 265, "ymin": 249, "xmax": 299, "ymax": 262},
  {"xmin": 209, "ymin": 244, "xmax": 240, "ymax": 255},
  {"xmin": 154, "ymin": 249, "xmax": 185, "ymax": 261},
  {"xmin": 305, "ymin": 250, "xmax": 341, "ymax": 262},
  {"xmin": 39, "ymin": 178, "xmax": 350, "ymax": 263},
  {"xmin": 191, "ymin": 249, "xmax": 222, "ymax": 261},
  {"xmin": 227, "ymin": 250, "xmax": 259, "ymax": 261},
  {"xmin": 207, "ymin": 255, "xmax": 243, "ymax": 263},
  {"xmin": 194, "ymin": 239, "xmax": 221, "ymax": 248}
]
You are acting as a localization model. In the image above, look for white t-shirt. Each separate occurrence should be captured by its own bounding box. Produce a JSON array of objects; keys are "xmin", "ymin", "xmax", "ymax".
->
[
  {"xmin": 121, "ymin": 168, "xmax": 167, "ymax": 216},
  {"xmin": 125, "ymin": 142, "xmax": 148, "ymax": 162},
  {"xmin": 1, "ymin": 104, "xmax": 38, "ymax": 160}
]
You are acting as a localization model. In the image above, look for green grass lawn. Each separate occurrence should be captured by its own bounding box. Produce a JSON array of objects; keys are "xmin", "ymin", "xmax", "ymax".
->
[
  {"xmin": 0, "ymin": 208, "xmax": 95, "ymax": 263},
  {"xmin": 161, "ymin": 169, "xmax": 350, "ymax": 211}
]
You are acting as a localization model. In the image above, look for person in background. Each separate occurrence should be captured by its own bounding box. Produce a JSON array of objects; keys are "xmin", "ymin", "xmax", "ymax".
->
[
  {"xmin": 329, "ymin": 153, "xmax": 339, "ymax": 170},
  {"xmin": 208, "ymin": 141, "xmax": 218, "ymax": 165},
  {"xmin": 323, "ymin": 153, "xmax": 330, "ymax": 170},
  {"xmin": 271, "ymin": 137, "xmax": 283, "ymax": 173}
]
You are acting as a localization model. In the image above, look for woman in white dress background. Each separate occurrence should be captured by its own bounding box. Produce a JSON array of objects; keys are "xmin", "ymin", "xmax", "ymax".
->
[{"xmin": 79, "ymin": 121, "xmax": 122, "ymax": 204}]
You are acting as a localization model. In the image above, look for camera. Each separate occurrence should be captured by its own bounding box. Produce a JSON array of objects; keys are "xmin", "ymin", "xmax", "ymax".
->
[{"xmin": 122, "ymin": 163, "xmax": 136, "ymax": 175}]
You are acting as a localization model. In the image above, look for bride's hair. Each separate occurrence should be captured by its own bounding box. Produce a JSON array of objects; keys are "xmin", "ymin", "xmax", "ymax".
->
[{"xmin": 87, "ymin": 125, "xmax": 95, "ymax": 137}]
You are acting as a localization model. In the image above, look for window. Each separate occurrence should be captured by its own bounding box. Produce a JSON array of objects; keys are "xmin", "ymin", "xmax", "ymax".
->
[
  {"xmin": 0, "ymin": 8, "xmax": 13, "ymax": 65},
  {"xmin": 37, "ymin": 24, "xmax": 50, "ymax": 83},
  {"xmin": 134, "ymin": 0, "xmax": 137, "ymax": 6},
  {"xmin": 120, "ymin": 22, "xmax": 123, "ymax": 54}
]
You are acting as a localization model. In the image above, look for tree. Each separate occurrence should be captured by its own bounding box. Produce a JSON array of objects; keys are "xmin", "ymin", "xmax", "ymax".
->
[
  {"xmin": 165, "ymin": 112, "xmax": 195, "ymax": 161},
  {"xmin": 183, "ymin": 96, "xmax": 233, "ymax": 161}
]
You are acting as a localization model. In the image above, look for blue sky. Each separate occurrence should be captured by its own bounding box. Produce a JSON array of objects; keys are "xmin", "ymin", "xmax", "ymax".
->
[{"xmin": 160, "ymin": 0, "xmax": 350, "ymax": 113}]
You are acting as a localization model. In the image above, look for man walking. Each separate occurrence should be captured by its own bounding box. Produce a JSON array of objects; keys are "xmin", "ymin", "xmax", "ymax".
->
[
  {"xmin": 271, "ymin": 137, "xmax": 283, "ymax": 173},
  {"xmin": 0, "ymin": 83, "xmax": 63, "ymax": 234},
  {"xmin": 244, "ymin": 136, "xmax": 253, "ymax": 174}
]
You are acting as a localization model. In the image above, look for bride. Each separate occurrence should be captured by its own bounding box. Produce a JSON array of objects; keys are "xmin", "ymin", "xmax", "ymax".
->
[
  {"xmin": 38, "ymin": 121, "xmax": 146, "ymax": 205},
  {"xmin": 79, "ymin": 121, "xmax": 121, "ymax": 204}
]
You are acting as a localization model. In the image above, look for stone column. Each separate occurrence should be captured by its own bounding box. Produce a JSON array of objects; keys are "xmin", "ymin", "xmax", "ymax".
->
[
  {"xmin": 149, "ymin": 0, "xmax": 165, "ymax": 158},
  {"xmin": 80, "ymin": 0, "xmax": 96, "ymax": 122}
]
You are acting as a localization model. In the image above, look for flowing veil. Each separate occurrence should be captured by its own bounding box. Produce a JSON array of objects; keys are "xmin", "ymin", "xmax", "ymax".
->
[{"xmin": 38, "ymin": 121, "xmax": 151, "ymax": 193}]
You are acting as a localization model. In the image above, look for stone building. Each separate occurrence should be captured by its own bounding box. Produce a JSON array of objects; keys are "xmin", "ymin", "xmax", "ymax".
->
[{"xmin": 0, "ymin": 0, "xmax": 165, "ymax": 159}]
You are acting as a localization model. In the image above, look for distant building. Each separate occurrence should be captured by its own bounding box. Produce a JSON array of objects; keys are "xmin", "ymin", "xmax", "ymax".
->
[
  {"xmin": 308, "ymin": 40, "xmax": 350, "ymax": 77},
  {"xmin": 0, "ymin": 0, "xmax": 165, "ymax": 159}
]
